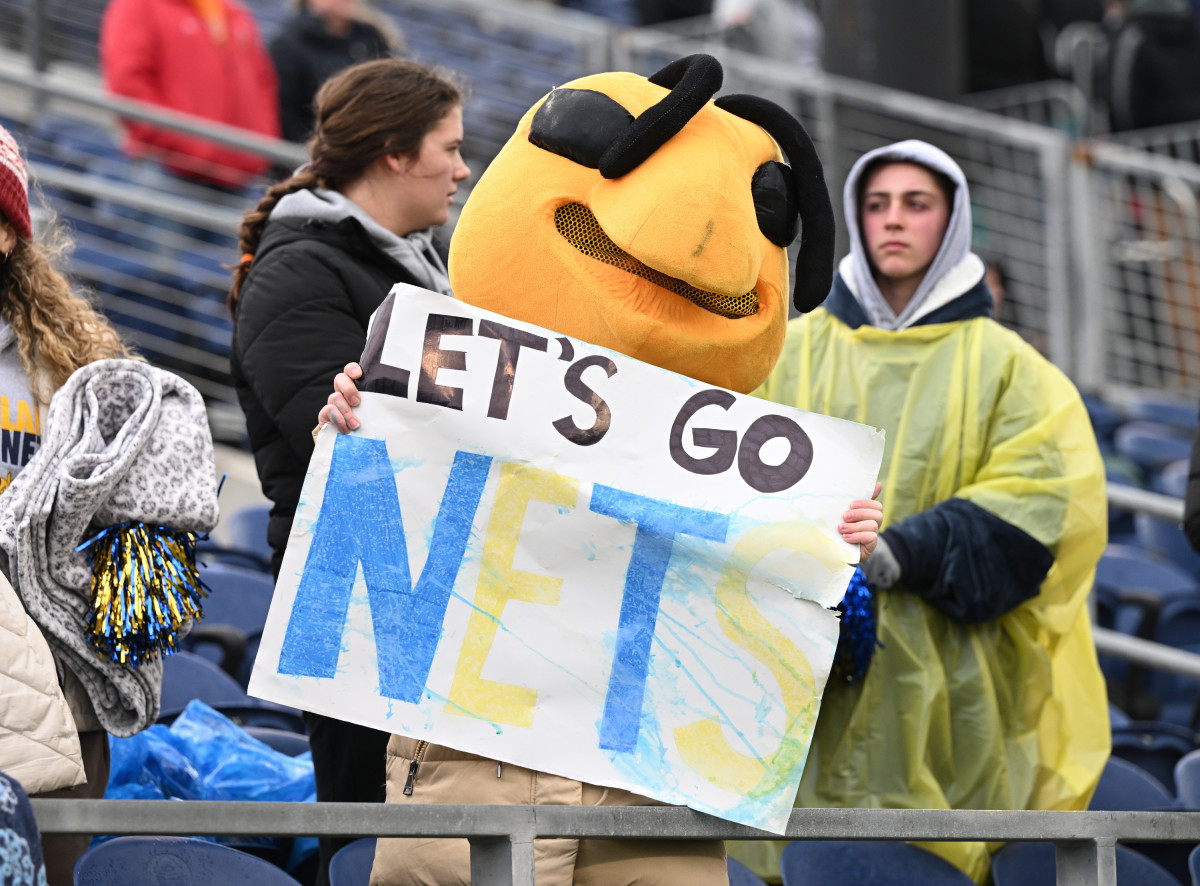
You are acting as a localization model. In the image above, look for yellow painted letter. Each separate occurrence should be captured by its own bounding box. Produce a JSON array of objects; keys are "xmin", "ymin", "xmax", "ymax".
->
[
  {"xmin": 448, "ymin": 463, "xmax": 577, "ymax": 726},
  {"xmin": 675, "ymin": 522, "xmax": 822, "ymax": 795}
]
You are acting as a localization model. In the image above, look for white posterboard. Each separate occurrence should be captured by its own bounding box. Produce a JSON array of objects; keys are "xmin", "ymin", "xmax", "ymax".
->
[{"xmin": 249, "ymin": 284, "xmax": 884, "ymax": 833}]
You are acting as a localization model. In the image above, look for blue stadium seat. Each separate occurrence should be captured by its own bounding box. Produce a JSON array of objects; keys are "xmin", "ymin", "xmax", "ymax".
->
[
  {"xmin": 1158, "ymin": 458, "xmax": 1189, "ymax": 499},
  {"xmin": 1088, "ymin": 754, "xmax": 1178, "ymax": 810},
  {"xmin": 73, "ymin": 836, "xmax": 303, "ymax": 885},
  {"xmin": 160, "ymin": 649, "xmax": 250, "ymax": 716},
  {"xmin": 780, "ymin": 840, "xmax": 974, "ymax": 885},
  {"xmin": 1135, "ymin": 511, "xmax": 1200, "ymax": 581},
  {"xmin": 728, "ymin": 857, "xmax": 770, "ymax": 886},
  {"xmin": 199, "ymin": 703, "xmax": 307, "ymax": 735},
  {"xmin": 1093, "ymin": 543, "xmax": 1198, "ymax": 631},
  {"xmin": 197, "ymin": 564, "xmax": 275, "ymax": 636},
  {"xmin": 1111, "ymin": 722, "xmax": 1198, "ymax": 794},
  {"xmin": 329, "ymin": 837, "xmax": 375, "ymax": 886},
  {"xmin": 991, "ymin": 842, "xmax": 1179, "ymax": 886},
  {"xmin": 1088, "ymin": 753, "xmax": 1196, "ymax": 886},
  {"xmin": 1082, "ymin": 391, "xmax": 1123, "ymax": 445},
  {"xmin": 227, "ymin": 503, "xmax": 273, "ymax": 566},
  {"xmin": 1148, "ymin": 599, "xmax": 1200, "ymax": 729},
  {"xmin": 1113, "ymin": 421, "xmax": 1193, "ymax": 484},
  {"xmin": 196, "ymin": 539, "xmax": 272, "ymax": 574},
  {"xmin": 1126, "ymin": 393, "xmax": 1199, "ymax": 435},
  {"xmin": 1177, "ymin": 749, "xmax": 1200, "ymax": 810},
  {"xmin": 1093, "ymin": 546, "xmax": 1199, "ymax": 715},
  {"xmin": 244, "ymin": 727, "xmax": 310, "ymax": 758},
  {"xmin": 158, "ymin": 654, "xmax": 306, "ymax": 733},
  {"xmin": 194, "ymin": 562, "xmax": 276, "ymax": 687},
  {"xmin": 25, "ymin": 112, "xmax": 122, "ymax": 174},
  {"xmin": 1189, "ymin": 844, "xmax": 1198, "ymax": 886}
]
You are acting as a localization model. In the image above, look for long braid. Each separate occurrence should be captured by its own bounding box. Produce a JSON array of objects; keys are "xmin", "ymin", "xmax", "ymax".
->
[{"xmin": 228, "ymin": 168, "xmax": 320, "ymax": 312}]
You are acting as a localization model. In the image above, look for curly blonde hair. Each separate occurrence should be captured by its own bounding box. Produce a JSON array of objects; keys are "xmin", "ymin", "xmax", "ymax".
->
[{"xmin": 1, "ymin": 216, "xmax": 132, "ymax": 404}]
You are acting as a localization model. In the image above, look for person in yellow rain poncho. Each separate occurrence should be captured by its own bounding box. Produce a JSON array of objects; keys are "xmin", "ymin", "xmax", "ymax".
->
[{"xmin": 733, "ymin": 139, "xmax": 1110, "ymax": 885}]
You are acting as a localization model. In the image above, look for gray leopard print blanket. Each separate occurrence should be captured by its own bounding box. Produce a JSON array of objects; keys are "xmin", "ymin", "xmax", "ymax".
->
[{"xmin": 0, "ymin": 359, "xmax": 219, "ymax": 737}]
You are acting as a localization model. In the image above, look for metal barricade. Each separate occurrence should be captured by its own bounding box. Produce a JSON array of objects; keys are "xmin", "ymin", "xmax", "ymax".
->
[
  {"xmin": 29, "ymin": 800, "xmax": 1200, "ymax": 886},
  {"xmin": 1071, "ymin": 141, "xmax": 1200, "ymax": 394}
]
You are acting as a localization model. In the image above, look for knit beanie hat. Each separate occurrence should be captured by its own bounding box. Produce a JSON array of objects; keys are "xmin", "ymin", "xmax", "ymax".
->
[{"xmin": 0, "ymin": 125, "xmax": 32, "ymax": 242}]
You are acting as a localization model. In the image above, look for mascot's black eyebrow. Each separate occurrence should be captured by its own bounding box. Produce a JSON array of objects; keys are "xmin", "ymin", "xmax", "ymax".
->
[{"xmin": 527, "ymin": 54, "xmax": 835, "ymax": 314}]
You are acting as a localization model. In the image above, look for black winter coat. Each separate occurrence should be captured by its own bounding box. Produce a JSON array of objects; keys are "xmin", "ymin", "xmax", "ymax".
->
[
  {"xmin": 231, "ymin": 215, "xmax": 435, "ymax": 575},
  {"xmin": 269, "ymin": 14, "xmax": 393, "ymax": 143}
]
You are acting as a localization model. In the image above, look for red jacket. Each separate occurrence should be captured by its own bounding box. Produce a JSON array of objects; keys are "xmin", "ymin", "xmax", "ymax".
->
[{"xmin": 100, "ymin": 0, "xmax": 280, "ymax": 188}]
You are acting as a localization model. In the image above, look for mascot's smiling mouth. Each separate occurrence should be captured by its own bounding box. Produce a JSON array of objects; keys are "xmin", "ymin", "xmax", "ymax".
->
[{"xmin": 555, "ymin": 203, "xmax": 759, "ymax": 319}]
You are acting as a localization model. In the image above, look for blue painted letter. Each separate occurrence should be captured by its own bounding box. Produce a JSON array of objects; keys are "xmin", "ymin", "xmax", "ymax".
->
[
  {"xmin": 589, "ymin": 486, "xmax": 728, "ymax": 752},
  {"xmin": 278, "ymin": 434, "xmax": 491, "ymax": 702}
]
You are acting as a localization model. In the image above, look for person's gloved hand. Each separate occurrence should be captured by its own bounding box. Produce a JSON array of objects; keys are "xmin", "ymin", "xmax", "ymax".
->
[{"xmin": 862, "ymin": 535, "xmax": 902, "ymax": 589}]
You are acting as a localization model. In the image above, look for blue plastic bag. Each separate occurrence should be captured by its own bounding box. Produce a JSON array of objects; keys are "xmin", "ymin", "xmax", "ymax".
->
[{"xmin": 103, "ymin": 699, "xmax": 317, "ymax": 870}]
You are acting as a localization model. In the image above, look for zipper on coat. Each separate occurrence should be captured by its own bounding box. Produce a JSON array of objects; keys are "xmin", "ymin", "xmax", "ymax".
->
[{"xmin": 403, "ymin": 740, "xmax": 429, "ymax": 796}]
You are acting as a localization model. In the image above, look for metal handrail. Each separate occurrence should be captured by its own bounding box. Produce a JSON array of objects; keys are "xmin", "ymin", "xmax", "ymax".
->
[
  {"xmin": 1107, "ymin": 484, "xmax": 1186, "ymax": 523},
  {"xmin": 28, "ymin": 800, "xmax": 1200, "ymax": 886},
  {"xmin": 0, "ymin": 63, "xmax": 308, "ymax": 168}
]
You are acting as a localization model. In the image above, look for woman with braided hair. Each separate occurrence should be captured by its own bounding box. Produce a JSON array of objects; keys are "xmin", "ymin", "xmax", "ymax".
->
[{"xmin": 229, "ymin": 56, "xmax": 469, "ymax": 886}]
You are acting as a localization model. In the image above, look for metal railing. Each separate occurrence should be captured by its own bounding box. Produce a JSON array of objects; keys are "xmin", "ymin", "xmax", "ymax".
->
[{"xmin": 28, "ymin": 800, "xmax": 1200, "ymax": 886}]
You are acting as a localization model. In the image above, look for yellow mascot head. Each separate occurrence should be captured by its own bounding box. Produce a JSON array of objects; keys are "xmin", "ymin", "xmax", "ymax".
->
[{"xmin": 449, "ymin": 54, "xmax": 834, "ymax": 394}]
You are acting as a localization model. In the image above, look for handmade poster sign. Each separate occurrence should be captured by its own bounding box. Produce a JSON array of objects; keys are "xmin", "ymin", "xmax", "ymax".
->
[{"xmin": 249, "ymin": 284, "xmax": 884, "ymax": 833}]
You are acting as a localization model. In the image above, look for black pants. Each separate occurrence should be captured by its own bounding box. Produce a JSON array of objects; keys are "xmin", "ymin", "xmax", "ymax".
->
[{"xmin": 304, "ymin": 711, "xmax": 391, "ymax": 886}]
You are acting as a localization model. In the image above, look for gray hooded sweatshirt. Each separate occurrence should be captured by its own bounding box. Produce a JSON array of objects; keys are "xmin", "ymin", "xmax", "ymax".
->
[{"xmin": 840, "ymin": 139, "xmax": 986, "ymax": 331}]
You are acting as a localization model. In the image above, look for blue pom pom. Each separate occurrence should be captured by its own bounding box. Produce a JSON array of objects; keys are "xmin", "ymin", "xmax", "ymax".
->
[{"xmin": 832, "ymin": 565, "xmax": 881, "ymax": 684}]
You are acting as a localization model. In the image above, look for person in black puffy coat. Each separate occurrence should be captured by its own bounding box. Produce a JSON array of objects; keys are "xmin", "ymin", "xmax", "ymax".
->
[
  {"xmin": 228, "ymin": 57, "xmax": 468, "ymax": 886},
  {"xmin": 269, "ymin": 0, "xmax": 399, "ymax": 143}
]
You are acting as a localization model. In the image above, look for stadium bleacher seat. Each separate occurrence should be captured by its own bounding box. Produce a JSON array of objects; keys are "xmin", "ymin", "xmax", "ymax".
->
[
  {"xmin": 1082, "ymin": 391, "xmax": 1124, "ymax": 446},
  {"xmin": 1113, "ymin": 421, "xmax": 1193, "ymax": 486},
  {"xmin": 779, "ymin": 840, "xmax": 975, "ymax": 885},
  {"xmin": 1136, "ymin": 510, "xmax": 1200, "ymax": 582},
  {"xmin": 1177, "ymin": 749, "xmax": 1200, "ymax": 810},
  {"xmin": 73, "ymin": 835, "xmax": 303, "ymax": 885},
  {"xmin": 329, "ymin": 837, "xmax": 375, "ymax": 886},
  {"xmin": 227, "ymin": 503, "xmax": 273, "ymax": 567},
  {"xmin": 1090, "ymin": 751, "xmax": 1199, "ymax": 884},
  {"xmin": 1189, "ymin": 844, "xmax": 1199, "ymax": 886},
  {"xmin": 1093, "ymin": 545, "xmax": 1199, "ymax": 718},
  {"xmin": 196, "ymin": 539, "xmax": 272, "ymax": 574},
  {"xmin": 728, "ymin": 857, "xmax": 770, "ymax": 886},
  {"xmin": 1088, "ymin": 754, "xmax": 1179, "ymax": 810},
  {"xmin": 160, "ymin": 649, "xmax": 251, "ymax": 715},
  {"xmin": 1159, "ymin": 458, "xmax": 1189, "ymax": 499},
  {"xmin": 1110, "ymin": 720, "xmax": 1199, "ymax": 796},
  {"xmin": 1126, "ymin": 393, "xmax": 1199, "ymax": 435},
  {"xmin": 192, "ymin": 562, "xmax": 276, "ymax": 687},
  {"xmin": 1148, "ymin": 599, "xmax": 1200, "ymax": 729},
  {"xmin": 244, "ymin": 727, "xmax": 310, "ymax": 758},
  {"xmin": 991, "ymin": 841, "xmax": 1179, "ymax": 886}
]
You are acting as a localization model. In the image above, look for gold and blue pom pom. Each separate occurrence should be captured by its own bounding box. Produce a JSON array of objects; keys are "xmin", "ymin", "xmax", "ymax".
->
[
  {"xmin": 831, "ymin": 565, "xmax": 880, "ymax": 685},
  {"xmin": 77, "ymin": 522, "xmax": 208, "ymax": 666}
]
